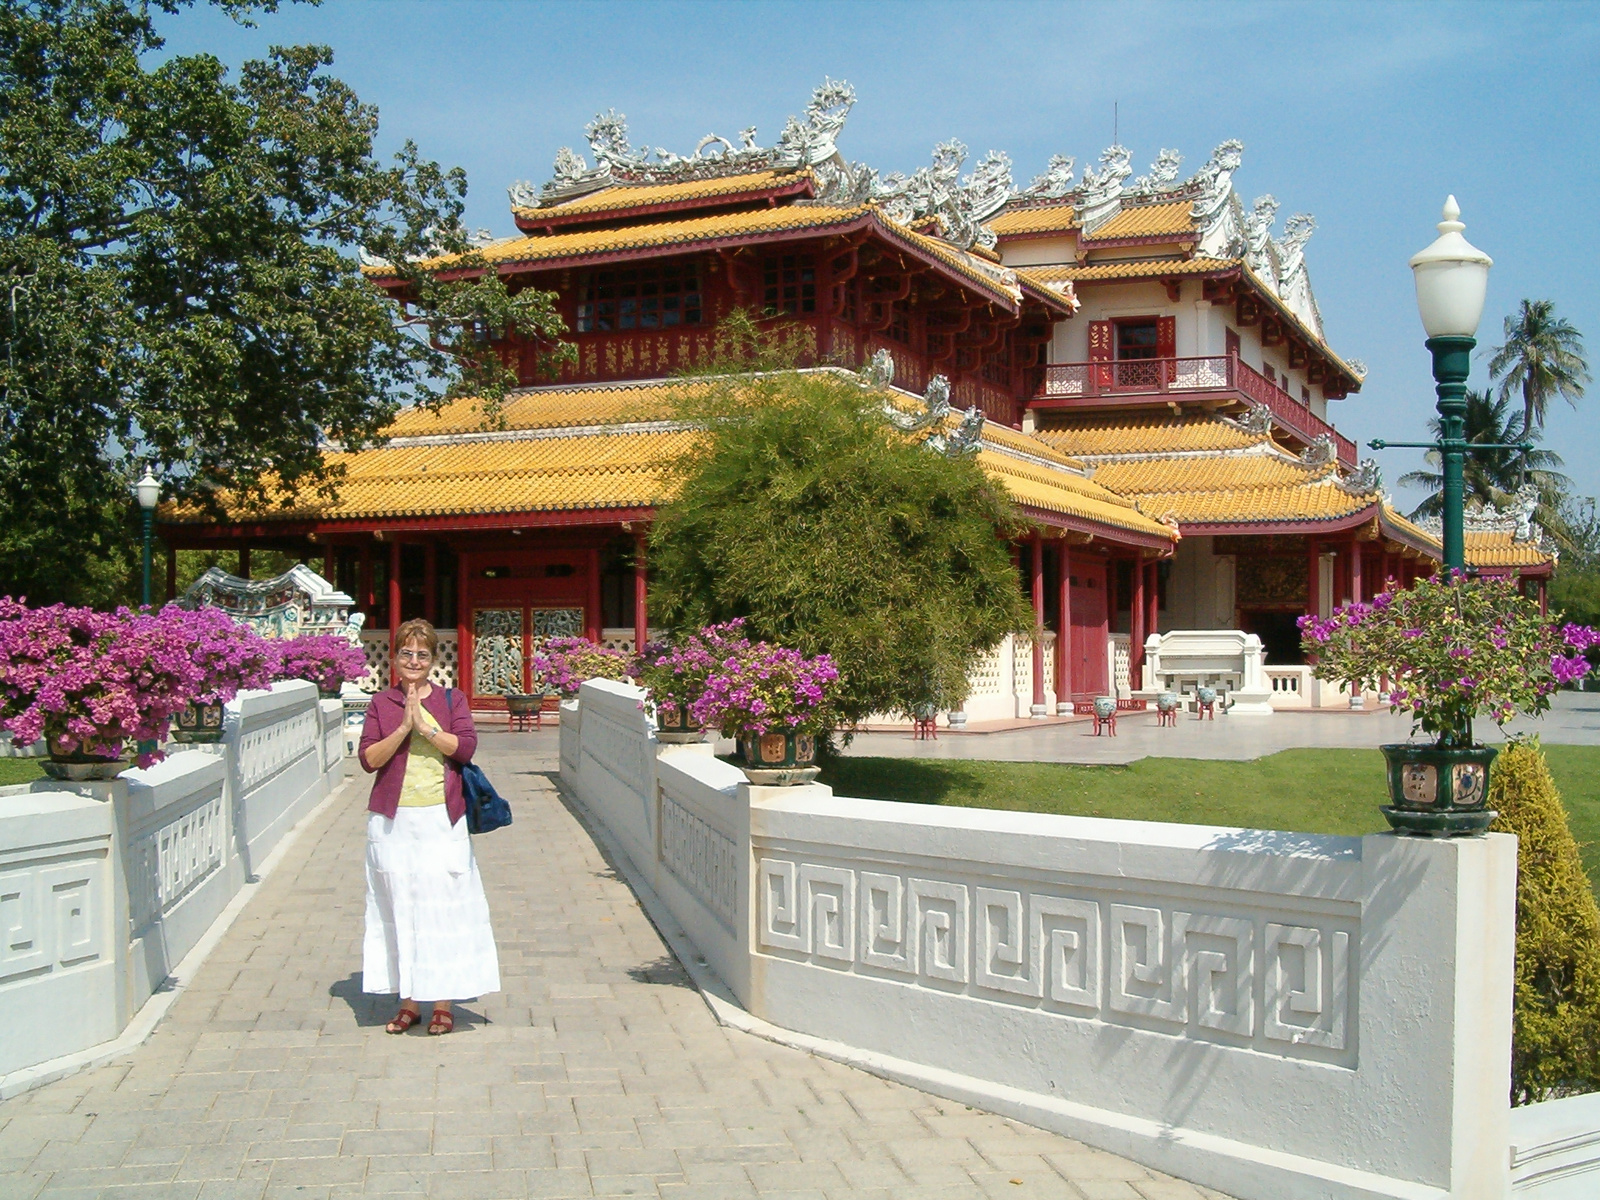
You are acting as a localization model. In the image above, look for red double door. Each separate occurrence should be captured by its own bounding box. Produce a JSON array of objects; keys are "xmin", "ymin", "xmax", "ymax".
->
[
  {"xmin": 460, "ymin": 551, "xmax": 594, "ymax": 706},
  {"xmin": 1065, "ymin": 558, "xmax": 1109, "ymax": 699}
]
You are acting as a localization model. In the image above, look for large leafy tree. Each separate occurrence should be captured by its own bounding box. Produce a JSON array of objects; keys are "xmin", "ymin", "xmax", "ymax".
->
[
  {"xmin": 0, "ymin": 0, "xmax": 570, "ymax": 604},
  {"xmin": 1488, "ymin": 299, "xmax": 1590, "ymax": 434},
  {"xmin": 1399, "ymin": 389, "xmax": 1572, "ymax": 544},
  {"xmin": 648, "ymin": 365, "xmax": 1032, "ymax": 726}
]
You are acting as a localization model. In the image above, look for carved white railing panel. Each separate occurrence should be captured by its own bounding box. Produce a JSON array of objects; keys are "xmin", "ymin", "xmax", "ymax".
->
[
  {"xmin": 127, "ymin": 793, "xmax": 226, "ymax": 934},
  {"xmin": 580, "ymin": 704, "xmax": 654, "ymax": 798},
  {"xmin": 660, "ymin": 795, "xmax": 738, "ymax": 932},
  {"xmin": 236, "ymin": 708, "xmax": 319, "ymax": 794},
  {"xmin": 1111, "ymin": 633, "xmax": 1132, "ymax": 695},
  {"xmin": 753, "ymin": 849, "xmax": 1356, "ymax": 1064}
]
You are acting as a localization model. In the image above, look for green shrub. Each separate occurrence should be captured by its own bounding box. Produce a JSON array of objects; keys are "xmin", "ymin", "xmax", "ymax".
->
[{"xmin": 1489, "ymin": 740, "xmax": 1600, "ymax": 1103}]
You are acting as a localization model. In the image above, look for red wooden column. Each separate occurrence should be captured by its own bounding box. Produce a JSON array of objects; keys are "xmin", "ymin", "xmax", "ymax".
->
[
  {"xmin": 1055, "ymin": 546, "xmax": 1072, "ymax": 713},
  {"xmin": 1306, "ymin": 539, "xmax": 1322, "ymax": 621},
  {"xmin": 165, "ymin": 545, "xmax": 177, "ymax": 602},
  {"xmin": 322, "ymin": 546, "xmax": 335, "ymax": 583},
  {"xmin": 388, "ymin": 539, "xmax": 402, "ymax": 684},
  {"xmin": 456, "ymin": 552, "xmax": 471, "ymax": 696},
  {"xmin": 239, "ymin": 545, "xmax": 251, "ymax": 580},
  {"xmin": 586, "ymin": 548, "xmax": 602, "ymax": 642},
  {"xmin": 633, "ymin": 533, "xmax": 649, "ymax": 655},
  {"xmin": 1144, "ymin": 561, "xmax": 1159, "ymax": 643},
  {"xmin": 423, "ymin": 541, "xmax": 438, "ymax": 624},
  {"xmin": 1349, "ymin": 542, "xmax": 1364, "ymax": 607},
  {"xmin": 1030, "ymin": 532, "xmax": 1046, "ymax": 716},
  {"xmin": 1130, "ymin": 558, "xmax": 1147, "ymax": 691},
  {"xmin": 1539, "ymin": 579, "xmax": 1548, "ymax": 616}
]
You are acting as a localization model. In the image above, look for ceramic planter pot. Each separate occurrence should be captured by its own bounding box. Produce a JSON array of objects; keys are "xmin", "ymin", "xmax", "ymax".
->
[
  {"xmin": 736, "ymin": 729, "xmax": 820, "ymax": 785},
  {"xmin": 43, "ymin": 751, "xmax": 129, "ymax": 781},
  {"xmin": 1196, "ymin": 686, "xmax": 1218, "ymax": 707},
  {"xmin": 1156, "ymin": 691, "xmax": 1179, "ymax": 713},
  {"xmin": 654, "ymin": 700, "xmax": 706, "ymax": 744},
  {"xmin": 504, "ymin": 693, "xmax": 542, "ymax": 716},
  {"xmin": 1379, "ymin": 742, "xmax": 1498, "ymax": 836},
  {"xmin": 1092, "ymin": 696, "xmax": 1117, "ymax": 719},
  {"xmin": 172, "ymin": 701, "xmax": 225, "ymax": 744}
]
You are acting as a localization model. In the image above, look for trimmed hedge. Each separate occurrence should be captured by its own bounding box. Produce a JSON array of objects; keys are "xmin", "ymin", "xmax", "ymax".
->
[{"xmin": 1490, "ymin": 740, "xmax": 1600, "ymax": 1103}]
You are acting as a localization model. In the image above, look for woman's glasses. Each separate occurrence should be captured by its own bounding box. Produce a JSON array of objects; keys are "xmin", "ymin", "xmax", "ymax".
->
[{"xmin": 396, "ymin": 650, "xmax": 433, "ymax": 664}]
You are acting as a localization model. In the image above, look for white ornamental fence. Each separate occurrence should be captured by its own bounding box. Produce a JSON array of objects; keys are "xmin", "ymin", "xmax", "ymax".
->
[
  {"xmin": 0, "ymin": 682, "xmax": 346, "ymax": 1094},
  {"xmin": 557, "ymin": 678, "xmax": 1600, "ymax": 1200}
]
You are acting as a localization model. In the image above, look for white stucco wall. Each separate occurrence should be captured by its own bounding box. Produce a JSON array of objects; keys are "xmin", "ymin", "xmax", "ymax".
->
[{"xmin": 563, "ymin": 678, "xmax": 1532, "ymax": 1200}]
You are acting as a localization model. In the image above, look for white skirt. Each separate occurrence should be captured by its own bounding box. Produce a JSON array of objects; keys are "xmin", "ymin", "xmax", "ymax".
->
[{"xmin": 362, "ymin": 806, "xmax": 501, "ymax": 1002}]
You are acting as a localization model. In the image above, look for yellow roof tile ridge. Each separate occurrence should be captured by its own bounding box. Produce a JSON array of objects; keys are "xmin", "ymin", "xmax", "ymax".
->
[
  {"xmin": 978, "ymin": 453, "xmax": 1142, "ymax": 511},
  {"xmin": 975, "ymin": 433, "xmax": 1093, "ymax": 476},
  {"xmin": 378, "ymin": 419, "xmax": 698, "ymax": 450},
  {"xmin": 1072, "ymin": 441, "xmax": 1290, "ymax": 465}
]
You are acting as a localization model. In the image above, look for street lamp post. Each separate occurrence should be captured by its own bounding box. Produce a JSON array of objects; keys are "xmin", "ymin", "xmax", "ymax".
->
[
  {"xmin": 1408, "ymin": 196, "xmax": 1494, "ymax": 575},
  {"xmin": 135, "ymin": 469, "xmax": 161, "ymax": 607}
]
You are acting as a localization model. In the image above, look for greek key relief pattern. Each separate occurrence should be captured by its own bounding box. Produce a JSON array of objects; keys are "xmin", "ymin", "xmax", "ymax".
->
[
  {"xmin": 128, "ymin": 794, "xmax": 226, "ymax": 933},
  {"xmin": 582, "ymin": 707, "xmax": 654, "ymax": 795},
  {"xmin": 658, "ymin": 793, "xmax": 738, "ymax": 932},
  {"xmin": 756, "ymin": 853, "xmax": 1355, "ymax": 1063}
]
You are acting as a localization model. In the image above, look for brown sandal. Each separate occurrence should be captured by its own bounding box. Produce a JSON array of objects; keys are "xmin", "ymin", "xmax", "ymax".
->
[
  {"xmin": 385, "ymin": 1007, "xmax": 421, "ymax": 1034},
  {"xmin": 427, "ymin": 1008, "xmax": 454, "ymax": 1036}
]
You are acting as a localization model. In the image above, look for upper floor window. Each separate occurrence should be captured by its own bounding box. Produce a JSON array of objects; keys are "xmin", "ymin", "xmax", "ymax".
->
[
  {"xmin": 883, "ymin": 300, "xmax": 911, "ymax": 345},
  {"xmin": 764, "ymin": 254, "xmax": 816, "ymax": 315},
  {"xmin": 575, "ymin": 262, "xmax": 702, "ymax": 333},
  {"xmin": 1301, "ymin": 385, "xmax": 1312, "ymax": 405},
  {"xmin": 1116, "ymin": 320, "xmax": 1160, "ymax": 360}
]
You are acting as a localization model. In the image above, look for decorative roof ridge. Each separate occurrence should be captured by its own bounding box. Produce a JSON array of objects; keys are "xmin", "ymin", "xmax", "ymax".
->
[
  {"xmin": 333, "ymin": 419, "xmax": 696, "ymax": 452},
  {"xmin": 1070, "ymin": 442, "xmax": 1290, "ymax": 466},
  {"xmin": 977, "ymin": 435, "xmax": 1094, "ymax": 478},
  {"xmin": 1412, "ymin": 483, "xmax": 1552, "ymax": 547}
]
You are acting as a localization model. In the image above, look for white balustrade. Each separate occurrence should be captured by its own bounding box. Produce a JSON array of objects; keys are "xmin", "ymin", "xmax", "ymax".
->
[
  {"xmin": 0, "ymin": 681, "xmax": 346, "ymax": 1092},
  {"xmin": 559, "ymin": 678, "xmax": 1538, "ymax": 1200}
]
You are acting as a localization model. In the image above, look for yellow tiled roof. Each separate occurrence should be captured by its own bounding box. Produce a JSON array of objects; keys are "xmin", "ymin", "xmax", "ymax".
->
[
  {"xmin": 979, "ymin": 421, "xmax": 1086, "ymax": 471},
  {"xmin": 1090, "ymin": 453, "xmax": 1336, "ymax": 494},
  {"xmin": 372, "ymin": 204, "xmax": 1025, "ymax": 311},
  {"xmin": 1081, "ymin": 202, "xmax": 1195, "ymax": 241},
  {"xmin": 184, "ymin": 429, "xmax": 700, "ymax": 522},
  {"xmin": 381, "ymin": 380, "xmax": 689, "ymax": 437},
  {"xmin": 1032, "ymin": 412, "xmax": 1265, "ymax": 456},
  {"xmin": 1132, "ymin": 482, "xmax": 1374, "ymax": 526},
  {"xmin": 1463, "ymin": 530, "xmax": 1554, "ymax": 569},
  {"xmin": 512, "ymin": 170, "xmax": 806, "ymax": 219},
  {"xmin": 974, "ymin": 450, "xmax": 1173, "ymax": 537},
  {"xmin": 988, "ymin": 205, "xmax": 1078, "ymax": 237},
  {"xmin": 1022, "ymin": 256, "xmax": 1241, "ymax": 284}
]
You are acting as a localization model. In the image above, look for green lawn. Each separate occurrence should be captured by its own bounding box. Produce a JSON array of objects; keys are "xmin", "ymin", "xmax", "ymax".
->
[
  {"xmin": 0, "ymin": 758, "xmax": 46, "ymax": 786},
  {"xmin": 820, "ymin": 746, "xmax": 1600, "ymax": 899}
]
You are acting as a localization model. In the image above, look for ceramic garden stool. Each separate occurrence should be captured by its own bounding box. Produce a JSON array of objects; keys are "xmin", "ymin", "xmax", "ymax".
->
[
  {"xmin": 913, "ymin": 714, "xmax": 938, "ymax": 740},
  {"xmin": 1092, "ymin": 696, "xmax": 1117, "ymax": 737}
]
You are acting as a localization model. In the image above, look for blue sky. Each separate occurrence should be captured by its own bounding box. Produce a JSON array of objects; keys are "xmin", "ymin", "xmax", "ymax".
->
[{"xmin": 157, "ymin": 0, "xmax": 1600, "ymax": 516}]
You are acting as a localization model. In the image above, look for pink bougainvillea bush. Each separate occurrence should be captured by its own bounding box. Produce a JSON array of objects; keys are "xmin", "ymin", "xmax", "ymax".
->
[
  {"xmin": 184, "ymin": 604, "xmax": 277, "ymax": 703},
  {"xmin": 0, "ymin": 600, "xmax": 204, "ymax": 766},
  {"xmin": 632, "ymin": 620, "xmax": 750, "ymax": 713},
  {"xmin": 532, "ymin": 635, "xmax": 632, "ymax": 696},
  {"xmin": 690, "ymin": 639, "xmax": 839, "ymax": 737},
  {"xmin": 1299, "ymin": 573, "xmax": 1598, "ymax": 745},
  {"xmin": 270, "ymin": 633, "xmax": 368, "ymax": 693}
]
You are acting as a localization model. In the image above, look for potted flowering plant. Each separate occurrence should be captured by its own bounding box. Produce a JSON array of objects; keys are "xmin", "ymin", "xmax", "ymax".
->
[
  {"xmin": 533, "ymin": 635, "xmax": 632, "ymax": 698},
  {"xmin": 173, "ymin": 606, "xmax": 277, "ymax": 742},
  {"xmin": 633, "ymin": 620, "xmax": 749, "ymax": 742},
  {"xmin": 0, "ymin": 599, "xmax": 200, "ymax": 776},
  {"xmin": 272, "ymin": 633, "xmax": 368, "ymax": 698},
  {"xmin": 1300, "ymin": 574, "xmax": 1597, "ymax": 835},
  {"xmin": 692, "ymin": 640, "xmax": 839, "ymax": 784}
]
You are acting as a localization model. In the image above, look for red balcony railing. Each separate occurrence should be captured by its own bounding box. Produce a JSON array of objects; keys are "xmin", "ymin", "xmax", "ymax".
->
[{"xmin": 1035, "ymin": 353, "xmax": 1357, "ymax": 467}]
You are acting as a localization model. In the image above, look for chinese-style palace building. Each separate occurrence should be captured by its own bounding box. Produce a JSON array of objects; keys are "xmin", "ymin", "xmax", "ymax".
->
[{"xmin": 160, "ymin": 82, "xmax": 1555, "ymax": 719}]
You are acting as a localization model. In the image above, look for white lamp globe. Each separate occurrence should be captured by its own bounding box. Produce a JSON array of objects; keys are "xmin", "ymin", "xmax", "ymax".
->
[
  {"xmin": 134, "ymin": 469, "xmax": 161, "ymax": 511},
  {"xmin": 1409, "ymin": 196, "xmax": 1493, "ymax": 339}
]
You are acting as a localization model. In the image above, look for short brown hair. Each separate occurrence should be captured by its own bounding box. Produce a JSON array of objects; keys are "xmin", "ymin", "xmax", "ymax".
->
[{"xmin": 395, "ymin": 618, "xmax": 438, "ymax": 656}]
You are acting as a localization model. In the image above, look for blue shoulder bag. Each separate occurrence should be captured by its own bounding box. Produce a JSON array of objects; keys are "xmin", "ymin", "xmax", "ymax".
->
[{"xmin": 444, "ymin": 688, "xmax": 512, "ymax": 834}]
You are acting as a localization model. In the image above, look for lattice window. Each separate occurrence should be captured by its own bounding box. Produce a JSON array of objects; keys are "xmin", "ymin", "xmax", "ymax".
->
[
  {"xmin": 576, "ymin": 262, "xmax": 701, "ymax": 333},
  {"xmin": 968, "ymin": 643, "xmax": 1006, "ymax": 697},
  {"xmin": 763, "ymin": 253, "xmax": 816, "ymax": 315},
  {"xmin": 884, "ymin": 300, "xmax": 911, "ymax": 345},
  {"xmin": 429, "ymin": 632, "xmax": 459, "ymax": 688},
  {"xmin": 473, "ymin": 609, "xmax": 524, "ymax": 696},
  {"xmin": 359, "ymin": 632, "xmax": 390, "ymax": 693},
  {"xmin": 1112, "ymin": 634, "xmax": 1132, "ymax": 694}
]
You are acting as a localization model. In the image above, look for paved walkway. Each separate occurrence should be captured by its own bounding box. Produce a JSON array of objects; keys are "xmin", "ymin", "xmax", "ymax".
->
[
  {"xmin": 840, "ymin": 692, "xmax": 1600, "ymax": 764},
  {"xmin": 0, "ymin": 732, "xmax": 1228, "ymax": 1200}
]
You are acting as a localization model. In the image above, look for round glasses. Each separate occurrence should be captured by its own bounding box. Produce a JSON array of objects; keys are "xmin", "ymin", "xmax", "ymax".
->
[{"xmin": 396, "ymin": 650, "xmax": 433, "ymax": 664}]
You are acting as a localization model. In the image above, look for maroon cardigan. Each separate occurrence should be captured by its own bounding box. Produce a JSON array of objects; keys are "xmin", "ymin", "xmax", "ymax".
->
[{"xmin": 359, "ymin": 685, "xmax": 478, "ymax": 825}]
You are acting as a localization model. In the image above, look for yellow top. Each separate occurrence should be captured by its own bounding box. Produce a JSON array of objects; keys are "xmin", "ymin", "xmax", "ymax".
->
[
  {"xmin": 1080, "ymin": 201, "xmax": 1195, "ymax": 241},
  {"xmin": 398, "ymin": 708, "xmax": 447, "ymax": 807}
]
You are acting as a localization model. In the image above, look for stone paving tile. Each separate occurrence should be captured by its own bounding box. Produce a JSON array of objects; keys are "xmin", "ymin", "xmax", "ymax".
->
[{"xmin": 0, "ymin": 733, "xmax": 1233, "ymax": 1200}]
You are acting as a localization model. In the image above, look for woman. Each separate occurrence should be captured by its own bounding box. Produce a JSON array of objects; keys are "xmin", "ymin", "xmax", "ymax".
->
[{"xmin": 359, "ymin": 618, "xmax": 500, "ymax": 1034}]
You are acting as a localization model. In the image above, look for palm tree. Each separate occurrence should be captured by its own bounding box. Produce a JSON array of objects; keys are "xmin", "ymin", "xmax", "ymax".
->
[
  {"xmin": 1487, "ymin": 299, "xmax": 1590, "ymax": 433},
  {"xmin": 1400, "ymin": 390, "xmax": 1570, "ymax": 542}
]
